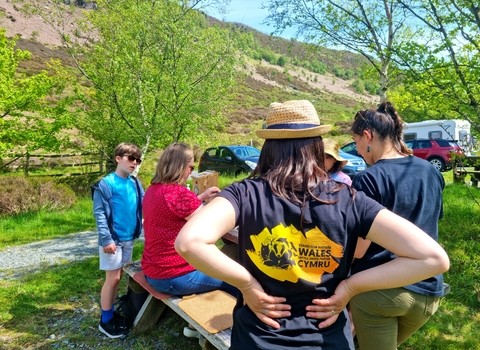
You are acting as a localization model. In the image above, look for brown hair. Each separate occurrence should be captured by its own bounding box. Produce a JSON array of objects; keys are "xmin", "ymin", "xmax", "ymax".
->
[
  {"xmin": 250, "ymin": 137, "xmax": 339, "ymax": 203},
  {"xmin": 327, "ymin": 159, "xmax": 344, "ymax": 175},
  {"xmin": 114, "ymin": 142, "xmax": 142, "ymax": 159},
  {"xmin": 351, "ymin": 101, "xmax": 412, "ymax": 156},
  {"xmin": 151, "ymin": 142, "xmax": 193, "ymax": 185}
]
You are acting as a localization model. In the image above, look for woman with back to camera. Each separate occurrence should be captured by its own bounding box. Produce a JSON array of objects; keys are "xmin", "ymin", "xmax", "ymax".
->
[
  {"xmin": 348, "ymin": 101, "xmax": 446, "ymax": 350},
  {"xmin": 174, "ymin": 100, "xmax": 449, "ymax": 350},
  {"xmin": 141, "ymin": 142, "xmax": 237, "ymax": 337}
]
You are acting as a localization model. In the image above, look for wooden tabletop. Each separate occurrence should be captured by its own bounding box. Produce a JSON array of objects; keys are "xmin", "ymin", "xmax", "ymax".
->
[{"xmin": 222, "ymin": 227, "xmax": 238, "ymax": 244}]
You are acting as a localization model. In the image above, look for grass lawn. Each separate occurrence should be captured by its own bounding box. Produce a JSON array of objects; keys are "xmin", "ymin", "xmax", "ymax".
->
[{"xmin": 0, "ymin": 178, "xmax": 479, "ymax": 349}]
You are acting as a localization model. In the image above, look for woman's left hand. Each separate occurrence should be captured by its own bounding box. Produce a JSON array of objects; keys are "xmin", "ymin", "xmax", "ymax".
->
[
  {"xmin": 239, "ymin": 277, "xmax": 291, "ymax": 329},
  {"xmin": 305, "ymin": 279, "xmax": 355, "ymax": 328}
]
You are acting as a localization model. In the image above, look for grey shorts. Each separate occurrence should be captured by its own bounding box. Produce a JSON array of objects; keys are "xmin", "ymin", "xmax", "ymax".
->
[{"xmin": 99, "ymin": 240, "xmax": 134, "ymax": 271}]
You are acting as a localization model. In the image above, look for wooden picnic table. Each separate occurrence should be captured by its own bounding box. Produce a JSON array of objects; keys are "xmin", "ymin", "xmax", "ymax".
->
[{"xmin": 122, "ymin": 227, "xmax": 240, "ymax": 349}]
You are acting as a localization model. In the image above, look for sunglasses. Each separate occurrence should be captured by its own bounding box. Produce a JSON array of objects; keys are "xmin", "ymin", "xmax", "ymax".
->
[{"xmin": 123, "ymin": 154, "xmax": 142, "ymax": 164}]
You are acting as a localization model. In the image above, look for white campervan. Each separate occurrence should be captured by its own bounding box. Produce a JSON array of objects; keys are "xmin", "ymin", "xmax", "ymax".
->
[{"xmin": 403, "ymin": 119, "xmax": 475, "ymax": 152}]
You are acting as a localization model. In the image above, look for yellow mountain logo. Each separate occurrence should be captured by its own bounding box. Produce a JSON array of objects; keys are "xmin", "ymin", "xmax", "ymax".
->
[{"xmin": 246, "ymin": 223, "xmax": 344, "ymax": 283}]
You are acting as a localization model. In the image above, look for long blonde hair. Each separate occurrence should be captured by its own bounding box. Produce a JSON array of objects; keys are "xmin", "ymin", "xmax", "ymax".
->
[{"xmin": 151, "ymin": 142, "xmax": 193, "ymax": 185}]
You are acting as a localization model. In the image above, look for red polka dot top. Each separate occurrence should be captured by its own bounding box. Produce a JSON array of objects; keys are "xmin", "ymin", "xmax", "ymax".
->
[{"xmin": 141, "ymin": 183, "xmax": 201, "ymax": 279}]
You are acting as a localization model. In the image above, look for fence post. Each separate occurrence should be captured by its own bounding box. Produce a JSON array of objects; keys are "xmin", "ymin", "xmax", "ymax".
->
[
  {"xmin": 24, "ymin": 152, "xmax": 30, "ymax": 177},
  {"xmin": 452, "ymin": 160, "xmax": 461, "ymax": 183},
  {"xmin": 99, "ymin": 148, "xmax": 104, "ymax": 174}
]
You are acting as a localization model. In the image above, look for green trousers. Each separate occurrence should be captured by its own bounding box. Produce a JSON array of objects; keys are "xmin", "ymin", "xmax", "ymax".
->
[{"xmin": 350, "ymin": 287, "xmax": 440, "ymax": 350}]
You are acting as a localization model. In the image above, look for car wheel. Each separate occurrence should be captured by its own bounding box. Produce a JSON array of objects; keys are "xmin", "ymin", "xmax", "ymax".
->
[{"xmin": 429, "ymin": 157, "xmax": 445, "ymax": 172}]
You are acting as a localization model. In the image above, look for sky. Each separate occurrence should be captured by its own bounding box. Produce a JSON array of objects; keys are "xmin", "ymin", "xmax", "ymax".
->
[{"xmin": 205, "ymin": 0, "xmax": 298, "ymax": 40}]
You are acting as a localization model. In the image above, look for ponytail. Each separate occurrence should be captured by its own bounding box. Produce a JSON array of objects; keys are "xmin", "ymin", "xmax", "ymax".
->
[{"xmin": 352, "ymin": 101, "xmax": 412, "ymax": 156}]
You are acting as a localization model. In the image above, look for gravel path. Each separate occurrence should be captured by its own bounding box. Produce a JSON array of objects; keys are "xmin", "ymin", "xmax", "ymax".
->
[
  {"xmin": 0, "ymin": 232, "xmax": 177, "ymax": 349},
  {"xmin": 0, "ymin": 231, "xmax": 144, "ymax": 280}
]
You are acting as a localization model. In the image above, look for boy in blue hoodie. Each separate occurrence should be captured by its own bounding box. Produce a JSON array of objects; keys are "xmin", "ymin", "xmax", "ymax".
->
[{"xmin": 91, "ymin": 142, "xmax": 144, "ymax": 338}]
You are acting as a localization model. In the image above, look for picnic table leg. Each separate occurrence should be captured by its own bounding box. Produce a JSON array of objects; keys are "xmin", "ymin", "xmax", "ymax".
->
[
  {"xmin": 132, "ymin": 294, "xmax": 167, "ymax": 335},
  {"xmin": 198, "ymin": 333, "xmax": 219, "ymax": 350}
]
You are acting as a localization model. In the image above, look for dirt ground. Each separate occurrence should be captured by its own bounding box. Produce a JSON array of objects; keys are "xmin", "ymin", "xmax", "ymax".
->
[
  {"xmin": 0, "ymin": 0, "xmax": 84, "ymax": 47},
  {"xmin": 250, "ymin": 61, "xmax": 378, "ymax": 104}
]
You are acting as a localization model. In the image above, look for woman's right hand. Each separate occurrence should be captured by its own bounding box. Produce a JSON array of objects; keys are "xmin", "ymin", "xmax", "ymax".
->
[
  {"xmin": 238, "ymin": 277, "xmax": 291, "ymax": 329},
  {"xmin": 198, "ymin": 186, "xmax": 221, "ymax": 202}
]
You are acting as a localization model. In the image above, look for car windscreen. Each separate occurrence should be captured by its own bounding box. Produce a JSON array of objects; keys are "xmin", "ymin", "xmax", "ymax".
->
[{"xmin": 231, "ymin": 146, "xmax": 260, "ymax": 158}]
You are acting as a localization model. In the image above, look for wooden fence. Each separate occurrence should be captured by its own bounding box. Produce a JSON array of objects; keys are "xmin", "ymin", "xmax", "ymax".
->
[{"xmin": 2, "ymin": 151, "xmax": 104, "ymax": 177}]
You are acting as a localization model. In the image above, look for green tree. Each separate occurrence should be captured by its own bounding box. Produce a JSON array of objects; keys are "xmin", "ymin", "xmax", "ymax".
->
[
  {"xmin": 0, "ymin": 29, "xmax": 72, "ymax": 158},
  {"xmin": 263, "ymin": 0, "xmax": 415, "ymax": 102},
  {"xmin": 392, "ymin": 0, "xmax": 480, "ymax": 133},
  {"xmin": 19, "ymin": 0, "xmax": 240, "ymax": 170}
]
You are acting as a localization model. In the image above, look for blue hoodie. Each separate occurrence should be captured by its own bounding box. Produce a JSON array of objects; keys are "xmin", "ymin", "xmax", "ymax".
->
[{"xmin": 91, "ymin": 176, "xmax": 144, "ymax": 246}]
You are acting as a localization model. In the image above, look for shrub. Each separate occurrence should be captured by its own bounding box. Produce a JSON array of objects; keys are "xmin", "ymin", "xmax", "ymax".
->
[
  {"xmin": 344, "ymin": 68, "xmax": 355, "ymax": 79},
  {"xmin": 250, "ymin": 50, "xmax": 262, "ymax": 61},
  {"xmin": 0, "ymin": 176, "xmax": 77, "ymax": 218},
  {"xmin": 333, "ymin": 66, "xmax": 345, "ymax": 78},
  {"xmin": 329, "ymin": 129, "xmax": 341, "ymax": 136},
  {"xmin": 55, "ymin": 173, "xmax": 102, "ymax": 196},
  {"xmin": 260, "ymin": 49, "xmax": 277, "ymax": 64},
  {"xmin": 352, "ymin": 79, "xmax": 365, "ymax": 93},
  {"xmin": 311, "ymin": 60, "xmax": 327, "ymax": 74},
  {"xmin": 277, "ymin": 55, "xmax": 288, "ymax": 67}
]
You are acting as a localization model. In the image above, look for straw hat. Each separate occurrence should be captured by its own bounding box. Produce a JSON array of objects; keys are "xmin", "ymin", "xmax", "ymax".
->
[
  {"xmin": 323, "ymin": 138, "xmax": 347, "ymax": 167},
  {"xmin": 256, "ymin": 100, "xmax": 331, "ymax": 139}
]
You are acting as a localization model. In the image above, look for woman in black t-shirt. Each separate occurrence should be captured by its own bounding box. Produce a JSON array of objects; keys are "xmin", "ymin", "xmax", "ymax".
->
[
  {"xmin": 349, "ymin": 102, "xmax": 446, "ymax": 350},
  {"xmin": 175, "ymin": 100, "xmax": 449, "ymax": 350}
]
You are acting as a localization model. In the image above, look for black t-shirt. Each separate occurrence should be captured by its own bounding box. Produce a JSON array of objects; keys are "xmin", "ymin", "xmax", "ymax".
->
[
  {"xmin": 351, "ymin": 156, "xmax": 445, "ymax": 296},
  {"xmin": 219, "ymin": 179, "xmax": 384, "ymax": 350}
]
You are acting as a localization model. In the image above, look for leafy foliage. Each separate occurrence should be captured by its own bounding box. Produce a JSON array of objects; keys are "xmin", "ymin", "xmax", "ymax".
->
[
  {"xmin": 70, "ymin": 0, "xmax": 241, "ymax": 159},
  {"xmin": 391, "ymin": 1, "xmax": 480, "ymax": 134},
  {"xmin": 262, "ymin": 0, "xmax": 415, "ymax": 102},
  {"xmin": 0, "ymin": 28, "xmax": 73, "ymax": 155},
  {"xmin": 17, "ymin": 0, "xmax": 242, "ymax": 170}
]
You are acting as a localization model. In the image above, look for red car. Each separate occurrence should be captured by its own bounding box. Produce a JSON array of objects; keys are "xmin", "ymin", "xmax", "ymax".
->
[{"xmin": 405, "ymin": 139, "xmax": 464, "ymax": 172}]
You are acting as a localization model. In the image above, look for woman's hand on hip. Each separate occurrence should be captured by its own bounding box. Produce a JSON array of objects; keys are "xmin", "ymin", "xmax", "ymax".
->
[
  {"xmin": 306, "ymin": 279, "xmax": 355, "ymax": 328},
  {"xmin": 239, "ymin": 277, "xmax": 291, "ymax": 329}
]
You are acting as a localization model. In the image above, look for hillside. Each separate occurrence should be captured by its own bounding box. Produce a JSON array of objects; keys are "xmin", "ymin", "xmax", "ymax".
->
[{"xmin": 0, "ymin": 1, "xmax": 379, "ymax": 147}]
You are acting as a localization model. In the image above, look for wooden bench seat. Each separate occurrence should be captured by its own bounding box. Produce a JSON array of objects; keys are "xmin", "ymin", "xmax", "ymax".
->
[{"xmin": 123, "ymin": 260, "xmax": 231, "ymax": 350}]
